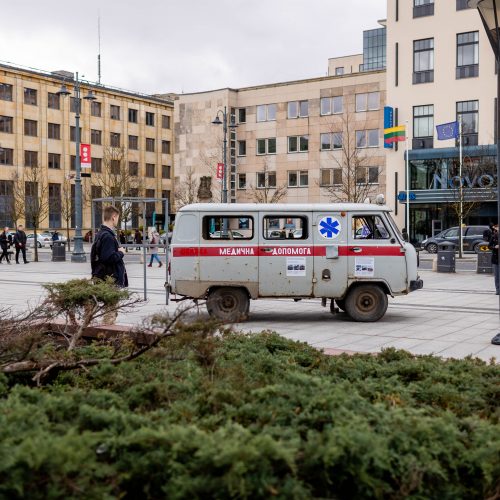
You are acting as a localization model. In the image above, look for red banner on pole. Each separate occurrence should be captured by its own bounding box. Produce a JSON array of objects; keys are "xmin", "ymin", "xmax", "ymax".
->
[
  {"xmin": 80, "ymin": 143, "xmax": 91, "ymax": 177},
  {"xmin": 216, "ymin": 162, "xmax": 224, "ymax": 180}
]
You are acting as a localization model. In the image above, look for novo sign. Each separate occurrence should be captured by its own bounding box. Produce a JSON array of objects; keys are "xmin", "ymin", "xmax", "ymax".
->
[{"xmin": 432, "ymin": 173, "xmax": 496, "ymax": 189}]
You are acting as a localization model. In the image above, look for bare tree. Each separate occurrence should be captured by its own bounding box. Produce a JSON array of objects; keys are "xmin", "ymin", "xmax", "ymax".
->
[
  {"xmin": 320, "ymin": 110, "xmax": 382, "ymax": 203},
  {"xmin": 59, "ymin": 175, "xmax": 75, "ymax": 251},
  {"xmin": 8, "ymin": 173, "xmax": 25, "ymax": 228},
  {"xmin": 174, "ymin": 166, "xmax": 201, "ymax": 209},
  {"xmin": 247, "ymin": 160, "xmax": 288, "ymax": 203}
]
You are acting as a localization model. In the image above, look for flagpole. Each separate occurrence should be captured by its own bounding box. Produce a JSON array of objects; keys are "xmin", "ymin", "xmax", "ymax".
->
[
  {"xmin": 458, "ymin": 116, "xmax": 464, "ymax": 258},
  {"xmin": 405, "ymin": 120, "xmax": 410, "ymax": 242}
]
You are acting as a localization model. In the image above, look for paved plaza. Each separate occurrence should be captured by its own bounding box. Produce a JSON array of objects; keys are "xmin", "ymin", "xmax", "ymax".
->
[{"xmin": 1, "ymin": 250, "xmax": 498, "ymax": 362}]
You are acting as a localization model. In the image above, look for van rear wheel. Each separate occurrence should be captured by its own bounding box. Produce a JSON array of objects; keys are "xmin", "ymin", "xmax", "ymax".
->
[
  {"xmin": 345, "ymin": 285, "xmax": 388, "ymax": 322},
  {"xmin": 207, "ymin": 287, "xmax": 249, "ymax": 323},
  {"xmin": 335, "ymin": 298, "xmax": 346, "ymax": 312}
]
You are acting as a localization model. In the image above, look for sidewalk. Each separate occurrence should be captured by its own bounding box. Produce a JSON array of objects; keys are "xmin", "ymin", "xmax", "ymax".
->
[{"xmin": 1, "ymin": 260, "xmax": 498, "ymax": 362}]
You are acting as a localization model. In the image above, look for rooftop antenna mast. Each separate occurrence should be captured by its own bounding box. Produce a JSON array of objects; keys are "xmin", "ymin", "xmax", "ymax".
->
[{"xmin": 97, "ymin": 13, "xmax": 101, "ymax": 84}]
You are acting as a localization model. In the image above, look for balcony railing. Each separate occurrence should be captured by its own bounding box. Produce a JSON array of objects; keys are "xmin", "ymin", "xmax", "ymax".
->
[
  {"xmin": 413, "ymin": 3, "xmax": 434, "ymax": 18},
  {"xmin": 456, "ymin": 64, "xmax": 479, "ymax": 79},
  {"xmin": 413, "ymin": 70, "xmax": 434, "ymax": 84}
]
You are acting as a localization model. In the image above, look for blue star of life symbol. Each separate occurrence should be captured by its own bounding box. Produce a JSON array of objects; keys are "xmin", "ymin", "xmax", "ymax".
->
[{"xmin": 319, "ymin": 216, "xmax": 341, "ymax": 239}]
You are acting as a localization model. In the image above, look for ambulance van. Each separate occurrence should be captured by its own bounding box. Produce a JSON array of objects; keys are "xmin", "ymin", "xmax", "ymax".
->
[{"xmin": 169, "ymin": 203, "xmax": 423, "ymax": 322}]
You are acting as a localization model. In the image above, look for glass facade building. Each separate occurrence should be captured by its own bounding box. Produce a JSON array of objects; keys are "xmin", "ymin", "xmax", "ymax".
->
[{"xmin": 362, "ymin": 28, "xmax": 386, "ymax": 71}]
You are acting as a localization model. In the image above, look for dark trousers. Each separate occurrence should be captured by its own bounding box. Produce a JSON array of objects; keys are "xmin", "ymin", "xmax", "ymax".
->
[
  {"xmin": 16, "ymin": 246, "xmax": 27, "ymax": 263},
  {"xmin": 0, "ymin": 248, "xmax": 10, "ymax": 262}
]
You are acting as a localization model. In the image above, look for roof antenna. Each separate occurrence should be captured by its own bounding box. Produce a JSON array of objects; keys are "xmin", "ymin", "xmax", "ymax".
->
[{"xmin": 97, "ymin": 12, "xmax": 102, "ymax": 84}]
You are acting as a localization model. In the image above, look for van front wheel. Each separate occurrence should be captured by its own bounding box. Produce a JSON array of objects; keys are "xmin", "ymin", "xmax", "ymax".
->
[
  {"xmin": 207, "ymin": 287, "xmax": 249, "ymax": 323},
  {"xmin": 345, "ymin": 285, "xmax": 388, "ymax": 322}
]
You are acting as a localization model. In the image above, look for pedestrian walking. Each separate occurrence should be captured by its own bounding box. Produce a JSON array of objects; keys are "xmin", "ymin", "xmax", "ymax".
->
[
  {"xmin": 13, "ymin": 224, "xmax": 28, "ymax": 264},
  {"xmin": 90, "ymin": 205, "xmax": 128, "ymax": 325},
  {"xmin": 134, "ymin": 229, "xmax": 142, "ymax": 250},
  {"xmin": 488, "ymin": 223, "xmax": 499, "ymax": 295},
  {"xmin": 147, "ymin": 229, "xmax": 162, "ymax": 268},
  {"xmin": 0, "ymin": 227, "xmax": 11, "ymax": 264}
]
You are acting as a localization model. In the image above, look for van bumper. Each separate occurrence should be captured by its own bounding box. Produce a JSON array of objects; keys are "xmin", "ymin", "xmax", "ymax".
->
[{"xmin": 410, "ymin": 279, "xmax": 424, "ymax": 292}]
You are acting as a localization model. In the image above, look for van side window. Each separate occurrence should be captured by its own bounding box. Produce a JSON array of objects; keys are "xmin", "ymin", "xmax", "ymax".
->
[
  {"xmin": 263, "ymin": 216, "xmax": 308, "ymax": 239},
  {"xmin": 202, "ymin": 216, "xmax": 253, "ymax": 240},
  {"xmin": 352, "ymin": 215, "xmax": 390, "ymax": 240}
]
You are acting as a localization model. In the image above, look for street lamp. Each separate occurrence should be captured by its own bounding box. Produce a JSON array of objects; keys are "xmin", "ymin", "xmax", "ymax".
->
[
  {"xmin": 57, "ymin": 73, "xmax": 96, "ymax": 262},
  {"xmin": 212, "ymin": 106, "xmax": 237, "ymax": 203},
  {"xmin": 469, "ymin": 0, "xmax": 500, "ymax": 343}
]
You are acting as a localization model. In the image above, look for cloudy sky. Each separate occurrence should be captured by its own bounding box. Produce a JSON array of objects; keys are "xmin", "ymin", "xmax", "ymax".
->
[{"xmin": 1, "ymin": 0, "xmax": 386, "ymax": 95}]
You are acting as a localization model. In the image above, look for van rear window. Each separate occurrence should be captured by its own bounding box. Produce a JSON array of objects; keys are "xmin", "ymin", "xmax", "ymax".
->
[
  {"xmin": 263, "ymin": 216, "xmax": 308, "ymax": 240},
  {"xmin": 202, "ymin": 216, "xmax": 254, "ymax": 240}
]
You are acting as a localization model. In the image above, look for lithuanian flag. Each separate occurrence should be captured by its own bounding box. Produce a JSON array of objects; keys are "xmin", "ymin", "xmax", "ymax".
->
[{"xmin": 384, "ymin": 125, "xmax": 406, "ymax": 145}]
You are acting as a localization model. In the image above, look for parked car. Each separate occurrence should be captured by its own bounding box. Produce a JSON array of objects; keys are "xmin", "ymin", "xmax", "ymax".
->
[
  {"xmin": 26, "ymin": 233, "xmax": 48, "ymax": 248},
  {"xmin": 210, "ymin": 230, "xmax": 245, "ymax": 239},
  {"xmin": 421, "ymin": 225, "xmax": 489, "ymax": 254}
]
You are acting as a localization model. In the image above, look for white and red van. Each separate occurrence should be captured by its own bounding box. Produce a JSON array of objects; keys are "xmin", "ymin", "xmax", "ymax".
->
[{"xmin": 168, "ymin": 203, "xmax": 423, "ymax": 322}]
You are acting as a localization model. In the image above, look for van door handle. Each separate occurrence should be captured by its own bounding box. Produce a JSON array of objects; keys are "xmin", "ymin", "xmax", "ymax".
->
[
  {"xmin": 261, "ymin": 248, "xmax": 273, "ymax": 253},
  {"xmin": 350, "ymin": 247, "xmax": 362, "ymax": 253}
]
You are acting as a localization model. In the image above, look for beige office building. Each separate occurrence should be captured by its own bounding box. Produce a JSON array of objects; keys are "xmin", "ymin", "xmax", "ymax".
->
[
  {"xmin": 0, "ymin": 63, "xmax": 174, "ymax": 233},
  {"xmin": 385, "ymin": 0, "xmax": 497, "ymax": 243},
  {"xmin": 174, "ymin": 65, "xmax": 386, "ymax": 209}
]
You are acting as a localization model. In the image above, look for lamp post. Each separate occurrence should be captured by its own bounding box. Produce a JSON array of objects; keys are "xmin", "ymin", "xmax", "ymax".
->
[
  {"xmin": 212, "ymin": 106, "xmax": 237, "ymax": 203},
  {"xmin": 57, "ymin": 73, "xmax": 96, "ymax": 262}
]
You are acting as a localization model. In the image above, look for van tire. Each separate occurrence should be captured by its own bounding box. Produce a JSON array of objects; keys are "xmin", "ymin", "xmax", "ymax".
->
[
  {"xmin": 335, "ymin": 298, "xmax": 346, "ymax": 312},
  {"xmin": 207, "ymin": 287, "xmax": 249, "ymax": 323},
  {"xmin": 344, "ymin": 284, "xmax": 388, "ymax": 322}
]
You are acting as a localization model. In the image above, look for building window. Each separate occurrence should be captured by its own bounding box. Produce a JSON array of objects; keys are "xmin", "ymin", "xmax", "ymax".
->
[
  {"xmin": 146, "ymin": 138, "xmax": 155, "ymax": 152},
  {"xmin": 110, "ymin": 159, "xmax": 121, "ymax": 175},
  {"xmin": 70, "ymin": 97, "xmax": 78, "ymax": 113},
  {"xmin": 288, "ymin": 170, "xmax": 309, "ymax": 187},
  {"xmin": 456, "ymin": 0, "xmax": 470, "ymax": 9},
  {"xmin": 24, "ymin": 119, "xmax": 37, "ymax": 137},
  {"xmin": 320, "ymin": 132, "xmax": 343, "ymax": 150},
  {"xmin": 356, "ymin": 129, "xmax": 379, "ymax": 148},
  {"xmin": 48, "ymin": 183, "xmax": 61, "ymax": 228},
  {"xmin": 413, "ymin": 38, "xmax": 434, "ymax": 84},
  {"xmin": 128, "ymin": 161, "xmax": 138, "ymax": 176},
  {"xmin": 48, "ymin": 153, "xmax": 61, "ymax": 169},
  {"xmin": 128, "ymin": 108, "xmax": 138, "ymax": 123},
  {"xmin": 335, "ymin": 67, "xmax": 344, "ymax": 76},
  {"xmin": 320, "ymin": 168, "xmax": 343, "ymax": 186},
  {"xmin": 162, "ymin": 140, "xmax": 171, "ymax": 154},
  {"xmin": 162, "ymin": 165, "xmax": 171, "ymax": 179},
  {"xmin": 238, "ymin": 108, "xmax": 246, "ymax": 123},
  {"xmin": 0, "ymin": 148, "xmax": 14, "ymax": 165},
  {"xmin": 362, "ymin": 27, "xmax": 387, "ymax": 71},
  {"xmin": 128, "ymin": 135, "xmax": 138, "ymax": 150},
  {"xmin": 91, "ymin": 101, "xmax": 101, "ymax": 117},
  {"xmin": 355, "ymin": 92, "xmax": 380, "ymax": 112},
  {"xmin": 91, "ymin": 129, "xmax": 102, "ymax": 145},
  {"xmin": 256, "ymin": 103, "xmax": 276, "ymax": 122},
  {"xmin": 47, "ymin": 92, "xmax": 60, "ymax": 110},
  {"xmin": 0, "ymin": 180, "xmax": 13, "ymax": 227},
  {"xmin": 24, "ymin": 150, "xmax": 38, "ymax": 167},
  {"xmin": 287, "ymin": 100, "xmax": 309, "ymax": 119},
  {"xmin": 457, "ymin": 100, "xmax": 479, "ymax": 143},
  {"xmin": 0, "ymin": 83, "xmax": 13, "ymax": 101},
  {"xmin": 0, "ymin": 115, "xmax": 13, "ymax": 133},
  {"xmin": 356, "ymin": 166, "xmax": 379, "ymax": 184},
  {"xmin": 413, "ymin": 104, "xmax": 434, "ymax": 138},
  {"xmin": 288, "ymin": 135, "xmax": 309, "ymax": 153},
  {"xmin": 162, "ymin": 115, "xmax": 171, "ymax": 129},
  {"xmin": 110, "ymin": 105, "xmax": 120, "ymax": 120},
  {"xmin": 257, "ymin": 171, "xmax": 276, "ymax": 188},
  {"xmin": 457, "ymin": 31, "xmax": 479, "ymax": 79},
  {"xmin": 110, "ymin": 132, "xmax": 121, "ymax": 147},
  {"xmin": 24, "ymin": 88, "xmax": 37, "ymax": 106},
  {"xmin": 70, "ymin": 126, "xmax": 82, "ymax": 142},
  {"xmin": 145, "ymin": 112, "xmax": 155, "ymax": 126},
  {"xmin": 237, "ymin": 140, "xmax": 246, "ymax": 156},
  {"xmin": 70, "ymin": 155, "xmax": 76, "ymax": 170},
  {"xmin": 145, "ymin": 163, "xmax": 155, "ymax": 177},
  {"xmin": 320, "ymin": 96, "xmax": 343, "ymax": 115},
  {"xmin": 48, "ymin": 123, "xmax": 60, "ymax": 140},
  {"xmin": 413, "ymin": 0, "xmax": 434, "ymax": 18},
  {"xmin": 237, "ymin": 173, "xmax": 246, "ymax": 189},
  {"xmin": 92, "ymin": 157, "xmax": 102, "ymax": 173},
  {"xmin": 257, "ymin": 138, "xmax": 277, "ymax": 155}
]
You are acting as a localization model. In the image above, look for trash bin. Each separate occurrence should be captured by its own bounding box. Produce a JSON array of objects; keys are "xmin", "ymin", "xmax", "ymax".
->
[
  {"xmin": 477, "ymin": 245, "xmax": 493, "ymax": 274},
  {"xmin": 51, "ymin": 241, "xmax": 66, "ymax": 262},
  {"xmin": 436, "ymin": 241, "xmax": 455, "ymax": 273}
]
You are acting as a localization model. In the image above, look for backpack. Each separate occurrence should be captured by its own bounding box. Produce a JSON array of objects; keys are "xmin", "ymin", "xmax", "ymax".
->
[{"xmin": 90, "ymin": 231, "xmax": 114, "ymax": 280}]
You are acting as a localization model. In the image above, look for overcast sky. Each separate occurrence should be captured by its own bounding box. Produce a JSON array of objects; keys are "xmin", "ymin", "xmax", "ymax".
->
[{"xmin": 1, "ymin": 0, "xmax": 386, "ymax": 95}]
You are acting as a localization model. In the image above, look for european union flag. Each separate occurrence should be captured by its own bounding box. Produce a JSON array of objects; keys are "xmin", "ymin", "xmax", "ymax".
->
[{"xmin": 436, "ymin": 121, "xmax": 459, "ymax": 140}]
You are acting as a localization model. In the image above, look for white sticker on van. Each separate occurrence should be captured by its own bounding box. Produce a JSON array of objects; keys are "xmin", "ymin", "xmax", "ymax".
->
[
  {"xmin": 355, "ymin": 257, "xmax": 375, "ymax": 277},
  {"xmin": 318, "ymin": 216, "xmax": 341, "ymax": 239},
  {"xmin": 287, "ymin": 257, "xmax": 306, "ymax": 277}
]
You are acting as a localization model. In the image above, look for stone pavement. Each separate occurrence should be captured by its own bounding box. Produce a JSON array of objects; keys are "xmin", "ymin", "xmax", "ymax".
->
[{"xmin": 0, "ymin": 257, "xmax": 498, "ymax": 362}]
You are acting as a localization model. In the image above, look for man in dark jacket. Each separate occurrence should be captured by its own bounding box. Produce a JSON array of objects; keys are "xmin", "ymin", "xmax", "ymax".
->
[
  {"xmin": 489, "ymin": 224, "xmax": 499, "ymax": 294},
  {"xmin": 13, "ymin": 224, "xmax": 28, "ymax": 264},
  {"xmin": 0, "ymin": 227, "xmax": 11, "ymax": 264}
]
